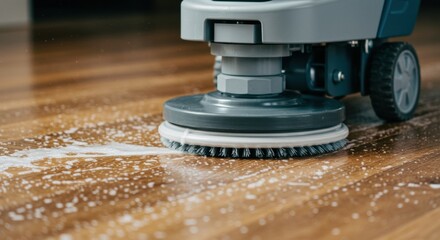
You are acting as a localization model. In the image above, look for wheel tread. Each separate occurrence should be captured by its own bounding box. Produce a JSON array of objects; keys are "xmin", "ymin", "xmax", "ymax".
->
[{"xmin": 369, "ymin": 42, "xmax": 420, "ymax": 122}]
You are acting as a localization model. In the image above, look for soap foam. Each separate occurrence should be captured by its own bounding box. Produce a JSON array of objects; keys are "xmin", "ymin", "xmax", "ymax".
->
[{"xmin": 0, "ymin": 141, "xmax": 180, "ymax": 174}]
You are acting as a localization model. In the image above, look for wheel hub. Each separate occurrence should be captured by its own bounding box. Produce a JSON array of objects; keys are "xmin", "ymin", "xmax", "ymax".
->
[{"xmin": 393, "ymin": 50, "xmax": 419, "ymax": 113}]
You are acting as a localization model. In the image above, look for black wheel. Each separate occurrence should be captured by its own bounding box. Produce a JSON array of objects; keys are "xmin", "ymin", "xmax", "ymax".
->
[{"xmin": 369, "ymin": 42, "xmax": 420, "ymax": 122}]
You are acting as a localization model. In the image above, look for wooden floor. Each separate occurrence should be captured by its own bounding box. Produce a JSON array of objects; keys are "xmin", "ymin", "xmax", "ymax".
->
[{"xmin": 1, "ymin": 10, "xmax": 440, "ymax": 240}]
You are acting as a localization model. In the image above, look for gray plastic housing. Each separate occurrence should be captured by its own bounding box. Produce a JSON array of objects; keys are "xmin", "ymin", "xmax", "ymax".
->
[{"xmin": 182, "ymin": 0, "xmax": 386, "ymax": 44}]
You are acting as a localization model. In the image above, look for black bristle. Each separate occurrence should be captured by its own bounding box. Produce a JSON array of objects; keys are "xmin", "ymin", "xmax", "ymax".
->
[
  {"xmin": 277, "ymin": 148, "xmax": 287, "ymax": 158},
  {"xmin": 187, "ymin": 145, "xmax": 196, "ymax": 153},
  {"xmin": 288, "ymin": 147, "xmax": 297, "ymax": 156},
  {"xmin": 196, "ymin": 146, "xmax": 208, "ymax": 156},
  {"xmin": 209, "ymin": 147, "xmax": 218, "ymax": 157},
  {"xmin": 231, "ymin": 148, "xmax": 240, "ymax": 158},
  {"xmin": 324, "ymin": 143, "xmax": 334, "ymax": 152},
  {"xmin": 242, "ymin": 148, "xmax": 251, "ymax": 158},
  {"xmin": 298, "ymin": 147, "xmax": 308, "ymax": 156},
  {"xmin": 255, "ymin": 148, "xmax": 264, "ymax": 158},
  {"xmin": 219, "ymin": 148, "xmax": 229, "ymax": 157},
  {"xmin": 316, "ymin": 145, "xmax": 324, "ymax": 154},
  {"xmin": 266, "ymin": 148, "xmax": 275, "ymax": 158},
  {"xmin": 161, "ymin": 137, "xmax": 347, "ymax": 159},
  {"xmin": 307, "ymin": 146, "xmax": 317, "ymax": 155}
]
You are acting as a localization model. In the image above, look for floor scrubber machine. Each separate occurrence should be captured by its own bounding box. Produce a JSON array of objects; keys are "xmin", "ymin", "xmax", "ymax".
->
[{"xmin": 159, "ymin": 0, "xmax": 421, "ymax": 158}]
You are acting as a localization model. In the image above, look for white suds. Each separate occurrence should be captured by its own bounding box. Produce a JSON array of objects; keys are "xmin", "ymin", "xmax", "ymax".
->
[
  {"xmin": 64, "ymin": 127, "xmax": 79, "ymax": 134},
  {"xmin": 247, "ymin": 179, "xmax": 265, "ymax": 189},
  {"xmin": 429, "ymin": 184, "xmax": 440, "ymax": 189},
  {"xmin": 407, "ymin": 183, "xmax": 420, "ymax": 188},
  {"xmin": 245, "ymin": 193, "xmax": 257, "ymax": 200},
  {"xmin": 0, "ymin": 141, "xmax": 180, "ymax": 173},
  {"xmin": 118, "ymin": 214, "xmax": 133, "ymax": 224},
  {"xmin": 59, "ymin": 234, "xmax": 73, "ymax": 240},
  {"xmin": 8, "ymin": 212, "xmax": 25, "ymax": 221}
]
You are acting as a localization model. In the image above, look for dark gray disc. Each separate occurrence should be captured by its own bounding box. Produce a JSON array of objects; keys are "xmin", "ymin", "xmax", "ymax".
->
[{"xmin": 163, "ymin": 91, "xmax": 345, "ymax": 133}]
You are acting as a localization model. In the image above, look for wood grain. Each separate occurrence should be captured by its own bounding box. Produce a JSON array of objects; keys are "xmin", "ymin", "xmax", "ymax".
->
[{"xmin": 0, "ymin": 10, "xmax": 439, "ymax": 240}]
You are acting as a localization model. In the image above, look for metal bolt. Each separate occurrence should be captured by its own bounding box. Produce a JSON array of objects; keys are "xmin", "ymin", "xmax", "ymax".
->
[
  {"xmin": 333, "ymin": 70, "xmax": 345, "ymax": 83},
  {"xmin": 348, "ymin": 41, "xmax": 358, "ymax": 47}
]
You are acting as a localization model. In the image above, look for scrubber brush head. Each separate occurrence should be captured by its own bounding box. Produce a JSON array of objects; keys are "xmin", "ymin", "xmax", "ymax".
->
[
  {"xmin": 159, "ymin": 91, "xmax": 348, "ymax": 159},
  {"xmin": 159, "ymin": 121, "xmax": 348, "ymax": 159}
]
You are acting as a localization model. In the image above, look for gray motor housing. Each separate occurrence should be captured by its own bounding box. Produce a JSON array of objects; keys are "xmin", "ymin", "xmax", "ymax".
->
[{"xmin": 182, "ymin": 0, "xmax": 420, "ymax": 44}]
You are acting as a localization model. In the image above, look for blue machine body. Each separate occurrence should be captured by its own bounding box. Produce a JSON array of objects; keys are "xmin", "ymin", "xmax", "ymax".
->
[{"xmin": 378, "ymin": 0, "xmax": 421, "ymax": 38}]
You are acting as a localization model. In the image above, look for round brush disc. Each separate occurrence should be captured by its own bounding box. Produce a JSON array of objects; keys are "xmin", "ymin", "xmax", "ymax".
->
[{"xmin": 159, "ymin": 121, "xmax": 348, "ymax": 158}]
